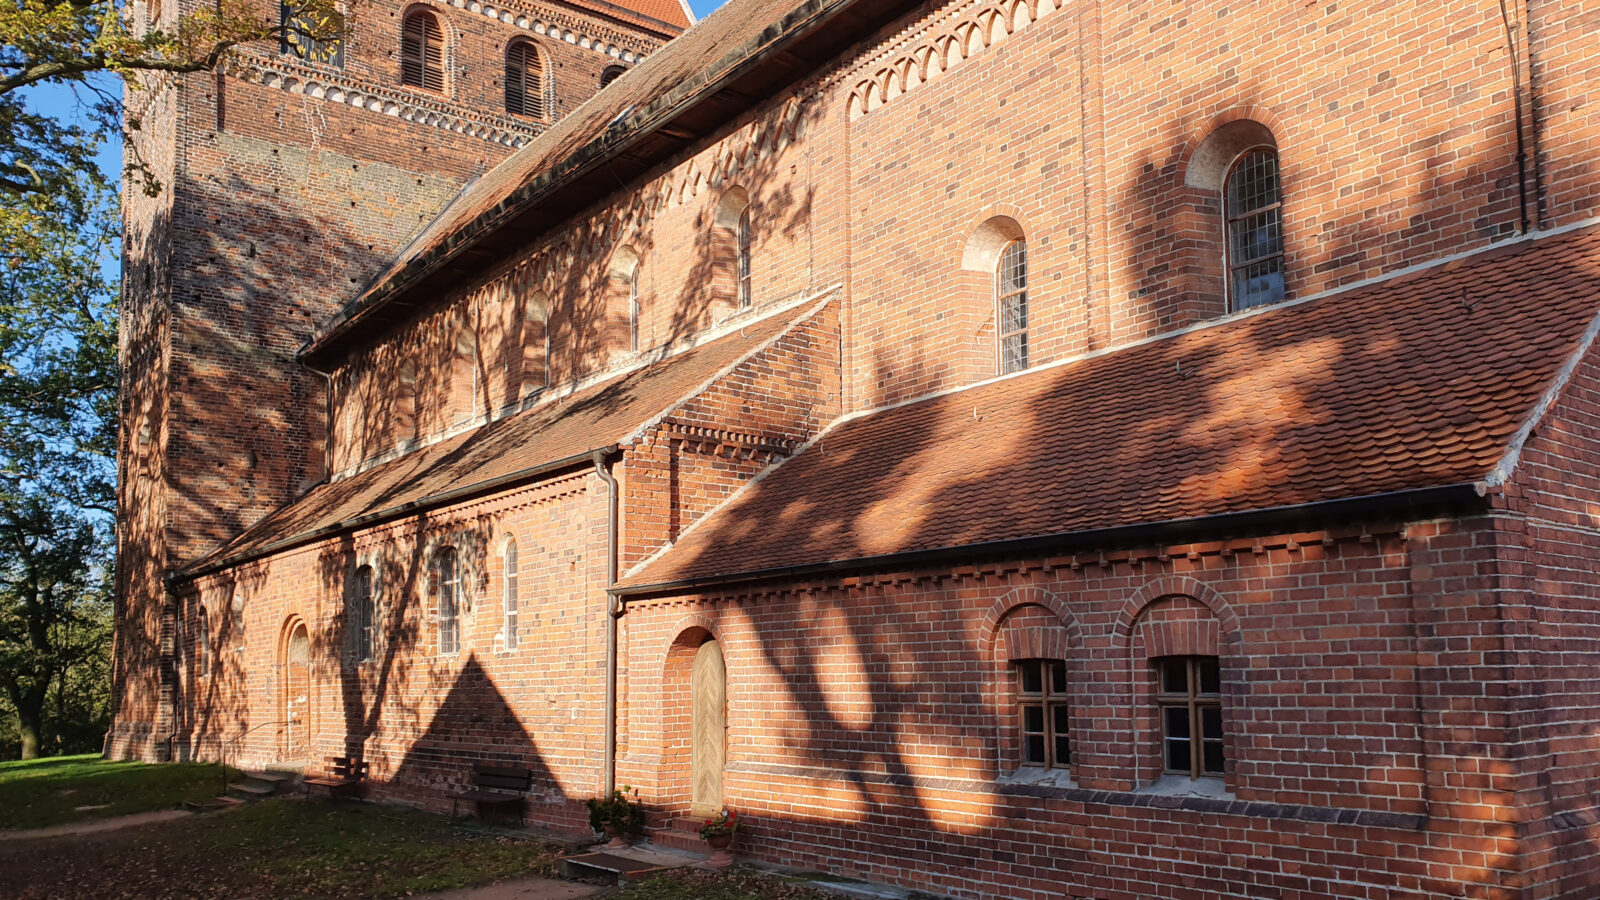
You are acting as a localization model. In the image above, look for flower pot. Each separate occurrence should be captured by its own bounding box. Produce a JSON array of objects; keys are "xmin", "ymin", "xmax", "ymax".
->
[
  {"xmin": 703, "ymin": 832, "xmax": 734, "ymax": 868},
  {"xmin": 603, "ymin": 823, "xmax": 630, "ymax": 850}
]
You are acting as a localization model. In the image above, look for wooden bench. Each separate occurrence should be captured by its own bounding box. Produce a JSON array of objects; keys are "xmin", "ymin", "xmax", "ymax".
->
[
  {"xmin": 302, "ymin": 756, "xmax": 368, "ymax": 800},
  {"xmin": 452, "ymin": 762, "xmax": 533, "ymax": 825}
]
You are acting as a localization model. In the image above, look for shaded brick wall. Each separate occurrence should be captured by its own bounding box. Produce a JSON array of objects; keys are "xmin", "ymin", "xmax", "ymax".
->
[{"xmin": 619, "ymin": 523, "xmax": 1542, "ymax": 899}]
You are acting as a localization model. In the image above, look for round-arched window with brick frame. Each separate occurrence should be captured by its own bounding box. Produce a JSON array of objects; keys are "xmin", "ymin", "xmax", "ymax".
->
[
  {"xmin": 1223, "ymin": 147, "xmax": 1285, "ymax": 310},
  {"xmin": 600, "ymin": 64, "xmax": 627, "ymax": 88},
  {"xmin": 995, "ymin": 238, "xmax": 1028, "ymax": 374},
  {"xmin": 505, "ymin": 39, "xmax": 548, "ymax": 119},
  {"xmin": 400, "ymin": 8, "xmax": 446, "ymax": 93}
]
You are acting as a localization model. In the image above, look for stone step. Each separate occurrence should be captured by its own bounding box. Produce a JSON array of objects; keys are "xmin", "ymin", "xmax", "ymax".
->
[
  {"xmin": 646, "ymin": 820, "xmax": 706, "ymax": 854},
  {"xmin": 558, "ymin": 846, "xmax": 697, "ymax": 886},
  {"xmin": 227, "ymin": 769, "xmax": 299, "ymax": 801}
]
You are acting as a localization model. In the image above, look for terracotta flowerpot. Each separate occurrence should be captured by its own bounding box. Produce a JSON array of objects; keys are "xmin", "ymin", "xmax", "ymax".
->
[
  {"xmin": 603, "ymin": 823, "xmax": 630, "ymax": 850},
  {"xmin": 704, "ymin": 832, "xmax": 734, "ymax": 868}
]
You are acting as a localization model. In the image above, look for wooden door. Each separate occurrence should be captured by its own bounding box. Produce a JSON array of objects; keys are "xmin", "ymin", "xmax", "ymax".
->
[
  {"xmin": 690, "ymin": 639, "xmax": 726, "ymax": 816},
  {"xmin": 284, "ymin": 625, "xmax": 310, "ymax": 762}
]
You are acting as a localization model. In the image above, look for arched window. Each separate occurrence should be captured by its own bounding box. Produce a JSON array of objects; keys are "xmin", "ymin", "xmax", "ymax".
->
[
  {"xmin": 504, "ymin": 40, "xmax": 546, "ymax": 119},
  {"xmin": 996, "ymin": 239, "xmax": 1028, "ymax": 374},
  {"xmin": 450, "ymin": 326, "xmax": 480, "ymax": 426},
  {"xmin": 351, "ymin": 565, "xmax": 375, "ymax": 662},
  {"xmin": 433, "ymin": 547, "xmax": 460, "ymax": 655},
  {"xmin": 197, "ymin": 606, "xmax": 211, "ymax": 677},
  {"xmin": 600, "ymin": 65, "xmax": 626, "ymax": 88},
  {"xmin": 502, "ymin": 537, "xmax": 519, "ymax": 651},
  {"xmin": 627, "ymin": 261, "xmax": 641, "ymax": 352},
  {"xmin": 736, "ymin": 207, "xmax": 753, "ymax": 309},
  {"xmin": 401, "ymin": 9, "xmax": 445, "ymax": 93},
  {"xmin": 1223, "ymin": 148, "xmax": 1285, "ymax": 310},
  {"xmin": 282, "ymin": 1, "xmax": 345, "ymax": 65}
]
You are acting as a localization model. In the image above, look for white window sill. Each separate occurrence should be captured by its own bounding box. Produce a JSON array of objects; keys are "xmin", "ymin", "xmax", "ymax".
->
[{"xmin": 998, "ymin": 766, "xmax": 1077, "ymax": 790}]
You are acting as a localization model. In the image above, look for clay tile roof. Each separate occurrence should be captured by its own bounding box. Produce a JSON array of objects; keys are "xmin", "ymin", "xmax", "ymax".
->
[
  {"xmin": 566, "ymin": 0, "xmax": 692, "ymax": 31},
  {"xmin": 618, "ymin": 226, "xmax": 1600, "ymax": 591},
  {"xmin": 187, "ymin": 299, "xmax": 817, "ymax": 576}
]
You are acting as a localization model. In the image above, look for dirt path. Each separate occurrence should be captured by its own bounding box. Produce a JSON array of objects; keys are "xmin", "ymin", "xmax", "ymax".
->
[{"xmin": 0, "ymin": 808, "xmax": 193, "ymax": 842}]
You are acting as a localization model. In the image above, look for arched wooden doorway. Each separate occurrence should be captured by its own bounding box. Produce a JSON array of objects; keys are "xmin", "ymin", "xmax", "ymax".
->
[
  {"xmin": 690, "ymin": 639, "xmax": 726, "ymax": 816},
  {"xmin": 283, "ymin": 623, "xmax": 311, "ymax": 763}
]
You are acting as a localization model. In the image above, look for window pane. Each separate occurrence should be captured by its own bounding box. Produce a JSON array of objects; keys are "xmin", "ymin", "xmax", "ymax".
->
[
  {"xmin": 1165, "ymin": 738, "xmax": 1191, "ymax": 773},
  {"xmin": 1199, "ymin": 659, "xmax": 1221, "ymax": 695},
  {"xmin": 1203, "ymin": 740, "xmax": 1225, "ymax": 775},
  {"xmin": 1226, "ymin": 149, "xmax": 1280, "ymax": 213},
  {"xmin": 1160, "ymin": 659, "xmax": 1187, "ymax": 695},
  {"xmin": 1049, "ymin": 662, "xmax": 1066, "ymax": 696},
  {"xmin": 1232, "ymin": 258, "xmax": 1285, "ymax": 309},
  {"xmin": 1052, "ymin": 703, "xmax": 1070, "ymax": 737},
  {"xmin": 1163, "ymin": 705, "xmax": 1190, "ymax": 739},
  {"xmin": 1023, "ymin": 704, "xmax": 1044, "ymax": 733},
  {"xmin": 1025, "ymin": 735, "xmax": 1046, "ymax": 765},
  {"xmin": 1201, "ymin": 704, "xmax": 1222, "ymax": 740},
  {"xmin": 1000, "ymin": 331, "xmax": 1028, "ymax": 374},
  {"xmin": 997, "ymin": 241, "xmax": 1026, "ymax": 294},
  {"xmin": 1054, "ymin": 735, "xmax": 1071, "ymax": 768},
  {"xmin": 1019, "ymin": 663, "xmax": 1043, "ymax": 695}
]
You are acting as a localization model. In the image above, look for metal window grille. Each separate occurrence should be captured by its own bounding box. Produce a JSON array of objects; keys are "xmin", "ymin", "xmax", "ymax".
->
[
  {"xmin": 1156, "ymin": 656, "xmax": 1224, "ymax": 778},
  {"xmin": 503, "ymin": 540, "xmax": 519, "ymax": 651},
  {"xmin": 352, "ymin": 566, "xmax": 374, "ymax": 662},
  {"xmin": 1224, "ymin": 148, "xmax": 1285, "ymax": 310},
  {"xmin": 401, "ymin": 11, "xmax": 445, "ymax": 93},
  {"xmin": 736, "ymin": 207, "xmax": 753, "ymax": 308},
  {"xmin": 505, "ymin": 41, "xmax": 547, "ymax": 119},
  {"xmin": 1016, "ymin": 659, "xmax": 1069, "ymax": 769},
  {"xmin": 435, "ymin": 549, "xmax": 459, "ymax": 655},
  {"xmin": 996, "ymin": 239, "xmax": 1028, "ymax": 374}
]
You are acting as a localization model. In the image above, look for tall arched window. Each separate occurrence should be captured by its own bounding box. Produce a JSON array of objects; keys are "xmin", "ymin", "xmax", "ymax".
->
[
  {"xmin": 197, "ymin": 606, "xmax": 211, "ymax": 676},
  {"xmin": 1223, "ymin": 148, "xmax": 1285, "ymax": 310},
  {"xmin": 351, "ymin": 565, "xmax": 375, "ymax": 662},
  {"xmin": 996, "ymin": 239, "xmax": 1028, "ymax": 374},
  {"xmin": 504, "ymin": 40, "xmax": 546, "ymax": 119},
  {"xmin": 600, "ymin": 65, "xmax": 626, "ymax": 88},
  {"xmin": 401, "ymin": 9, "xmax": 445, "ymax": 93},
  {"xmin": 502, "ymin": 537, "xmax": 519, "ymax": 651},
  {"xmin": 736, "ymin": 207, "xmax": 753, "ymax": 309},
  {"xmin": 628, "ymin": 262, "xmax": 641, "ymax": 352},
  {"xmin": 433, "ymin": 547, "xmax": 460, "ymax": 655}
]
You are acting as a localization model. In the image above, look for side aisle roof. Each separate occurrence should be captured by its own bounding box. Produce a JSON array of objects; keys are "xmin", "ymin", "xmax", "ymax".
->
[{"xmin": 617, "ymin": 225, "xmax": 1600, "ymax": 593}]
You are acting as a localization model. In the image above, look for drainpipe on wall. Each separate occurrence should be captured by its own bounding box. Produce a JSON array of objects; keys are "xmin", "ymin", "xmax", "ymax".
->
[{"xmin": 591, "ymin": 449, "xmax": 620, "ymax": 797}]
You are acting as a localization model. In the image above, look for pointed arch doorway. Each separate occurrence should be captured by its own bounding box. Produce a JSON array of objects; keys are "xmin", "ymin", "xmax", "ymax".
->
[
  {"xmin": 690, "ymin": 638, "xmax": 726, "ymax": 817},
  {"xmin": 282, "ymin": 622, "xmax": 311, "ymax": 764}
]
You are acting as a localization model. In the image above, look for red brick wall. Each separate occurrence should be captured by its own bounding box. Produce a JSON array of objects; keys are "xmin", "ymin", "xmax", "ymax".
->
[{"xmin": 618, "ymin": 524, "xmax": 1538, "ymax": 899}]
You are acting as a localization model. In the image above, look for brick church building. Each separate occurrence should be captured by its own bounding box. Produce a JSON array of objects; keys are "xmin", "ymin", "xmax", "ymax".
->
[{"xmin": 111, "ymin": 0, "xmax": 1600, "ymax": 895}]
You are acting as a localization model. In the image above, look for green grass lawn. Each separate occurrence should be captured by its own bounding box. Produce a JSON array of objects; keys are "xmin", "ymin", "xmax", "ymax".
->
[
  {"xmin": 0, "ymin": 753, "xmax": 230, "ymax": 830},
  {"xmin": 0, "ymin": 797, "xmax": 561, "ymax": 899}
]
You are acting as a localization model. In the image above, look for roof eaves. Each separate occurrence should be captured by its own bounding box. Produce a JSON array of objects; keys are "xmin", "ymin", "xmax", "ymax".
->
[{"xmin": 612, "ymin": 483, "xmax": 1491, "ymax": 598}]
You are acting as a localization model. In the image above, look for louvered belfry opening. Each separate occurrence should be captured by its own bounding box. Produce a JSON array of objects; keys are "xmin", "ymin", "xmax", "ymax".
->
[
  {"xmin": 400, "ymin": 9, "xmax": 445, "ymax": 93},
  {"xmin": 505, "ymin": 41, "xmax": 547, "ymax": 119}
]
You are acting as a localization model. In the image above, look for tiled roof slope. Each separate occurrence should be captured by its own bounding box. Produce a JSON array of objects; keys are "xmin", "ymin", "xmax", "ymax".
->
[
  {"xmin": 568, "ymin": 0, "xmax": 691, "ymax": 30},
  {"xmin": 311, "ymin": 0, "xmax": 818, "ymax": 350},
  {"xmin": 619, "ymin": 226, "xmax": 1600, "ymax": 590},
  {"xmin": 186, "ymin": 300, "xmax": 814, "ymax": 576}
]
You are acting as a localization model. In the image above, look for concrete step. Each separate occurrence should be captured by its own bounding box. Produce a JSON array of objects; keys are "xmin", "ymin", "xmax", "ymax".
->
[
  {"xmin": 227, "ymin": 769, "xmax": 299, "ymax": 801},
  {"xmin": 558, "ymin": 845, "xmax": 699, "ymax": 886}
]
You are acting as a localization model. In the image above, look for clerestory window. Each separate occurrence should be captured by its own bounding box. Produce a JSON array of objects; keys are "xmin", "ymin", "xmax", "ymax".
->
[
  {"xmin": 996, "ymin": 239, "xmax": 1028, "ymax": 374},
  {"xmin": 433, "ymin": 547, "xmax": 460, "ymax": 655},
  {"xmin": 1224, "ymin": 148, "xmax": 1285, "ymax": 310}
]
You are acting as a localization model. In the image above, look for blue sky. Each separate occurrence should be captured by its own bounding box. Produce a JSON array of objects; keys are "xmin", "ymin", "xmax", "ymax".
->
[{"xmin": 688, "ymin": 0, "xmax": 726, "ymax": 20}]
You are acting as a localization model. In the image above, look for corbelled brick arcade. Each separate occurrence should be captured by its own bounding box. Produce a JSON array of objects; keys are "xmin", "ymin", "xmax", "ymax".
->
[{"xmin": 113, "ymin": 0, "xmax": 1600, "ymax": 896}]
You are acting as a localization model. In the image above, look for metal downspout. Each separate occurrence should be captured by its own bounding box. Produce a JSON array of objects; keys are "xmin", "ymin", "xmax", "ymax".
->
[{"xmin": 592, "ymin": 449, "xmax": 620, "ymax": 796}]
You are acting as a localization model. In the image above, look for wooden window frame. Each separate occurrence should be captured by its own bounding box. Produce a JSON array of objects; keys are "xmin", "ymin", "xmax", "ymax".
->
[
  {"xmin": 401, "ymin": 9, "xmax": 446, "ymax": 94},
  {"xmin": 1015, "ymin": 659, "xmax": 1070, "ymax": 770},
  {"xmin": 1156, "ymin": 656, "xmax": 1224, "ymax": 779},
  {"xmin": 1223, "ymin": 146, "xmax": 1285, "ymax": 311},
  {"xmin": 996, "ymin": 239, "xmax": 1028, "ymax": 375},
  {"xmin": 434, "ymin": 548, "xmax": 460, "ymax": 656},
  {"xmin": 351, "ymin": 565, "xmax": 375, "ymax": 663}
]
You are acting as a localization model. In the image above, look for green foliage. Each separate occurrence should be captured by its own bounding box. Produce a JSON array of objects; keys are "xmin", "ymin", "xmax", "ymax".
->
[
  {"xmin": 697, "ymin": 807, "xmax": 740, "ymax": 839},
  {"xmin": 0, "ymin": 753, "xmax": 225, "ymax": 829},
  {"xmin": 0, "ymin": 798, "xmax": 562, "ymax": 897},
  {"xmin": 585, "ymin": 784, "xmax": 646, "ymax": 833}
]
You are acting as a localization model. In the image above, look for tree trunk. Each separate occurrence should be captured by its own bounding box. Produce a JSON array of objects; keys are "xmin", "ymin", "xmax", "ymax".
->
[{"xmin": 17, "ymin": 703, "xmax": 43, "ymax": 759}]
